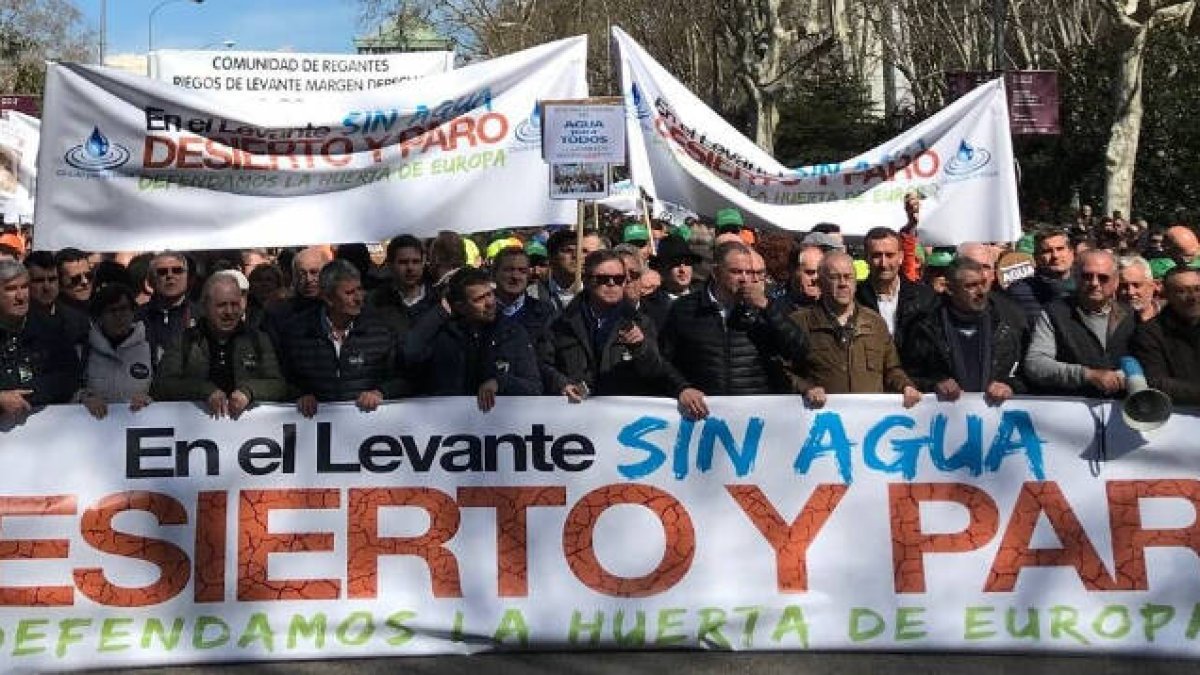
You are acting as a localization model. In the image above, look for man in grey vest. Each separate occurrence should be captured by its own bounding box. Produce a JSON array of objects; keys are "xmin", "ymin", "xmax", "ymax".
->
[{"xmin": 1023, "ymin": 249, "xmax": 1134, "ymax": 397}]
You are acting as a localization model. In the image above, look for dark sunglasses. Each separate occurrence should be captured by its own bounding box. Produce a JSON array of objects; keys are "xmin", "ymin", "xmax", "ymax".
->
[
  {"xmin": 590, "ymin": 273, "xmax": 627, "ymax": 287},
  {"xmin": 1081, "ymin": 273, "xmax": 1112, "ymax": 283},
  {"xmin": 64, "ymin": 272, "xmax": 93, "ymax": 288},
  {"xmin": 155, "ymin": 266, "xmax": 186, "ymax": 277}
]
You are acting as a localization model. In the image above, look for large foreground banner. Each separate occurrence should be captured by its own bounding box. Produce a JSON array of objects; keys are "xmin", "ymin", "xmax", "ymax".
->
[
  {"xmin": 0, "ymin": 110, "xmax": 39, "ymax": 224},
  {"xmin": 33, "ymin": 37, "xmax": 586, "ymax": 251},
  {"xmin": 149, "ymin": 49, "xmax": 456, "ymax": 99},
  {"xmin": 615, "ymin": 28, "xmax": 1022, "ymax": 245},
  {"xmin": 1, "ymin": 396, "xmax": 1199, "ymax": 670}
]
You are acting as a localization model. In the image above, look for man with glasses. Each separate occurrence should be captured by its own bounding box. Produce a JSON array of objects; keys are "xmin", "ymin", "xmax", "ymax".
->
[
  {"xmin": 543, "ymin": 250, "xmax": 668, "ymax": 400},
  {"xmin": 0, "ymin": 260, "xmax": 78, "ymax": 423},
  {"xmin": 55, "ymin": 248, "xmax": 94, "ymax": 312},
  {"xmin": 1132, "ymin": 266, "xmax": 1200, "ymax": 405},
  {"xmin": 264, "ymin": 246, "xmax": 333, "ymax": 349},
  {"xmin": 790, "ymin": 252, "xmax": 921, "ymax": 409},
  {"xmin": 137, "ymin": 251, "xmax": 198, "ymax": 364},
  {"xmin": 661, "ymin": 241, "xmax": 809, "ymax": 419},
  {"xmin": 24, "ymin": 250, "xmax": 89, "ymax": 352},
  {"xmin": 1024, "ymin": 249, "xmax": 1133, "ymax": 397}
]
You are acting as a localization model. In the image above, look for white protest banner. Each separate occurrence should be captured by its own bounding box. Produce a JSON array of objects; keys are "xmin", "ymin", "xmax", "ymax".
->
[
  {"xmin": 542, "ymin": 99, "xmax": 626, "ymax": 164},
  {"xmin": 34, "ymin": 37, "xmax": 586, "ymax": 251},
  {"xmin": 615, "ymin": 27, "xmax": 1021, "ymax": 245},
  {"xmin": 149, "ymin": 49, "xmax": 455, "ymax": 100},
  {"xmin": 0, "ymin": 110, "xmax": 39, "ymax": 223},
  {"xmin": 1, "ymin": 395, "xmax": 1200, "ymax": 671}
]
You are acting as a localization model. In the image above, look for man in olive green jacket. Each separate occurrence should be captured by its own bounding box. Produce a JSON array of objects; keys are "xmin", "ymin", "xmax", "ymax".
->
[
  {"xmin": 153, "ymin": 273, "xmax": 286, "ymax": 418},
  {"xmin": 789, "ymin": 252, "xmax": 922, "ymax": 409}
]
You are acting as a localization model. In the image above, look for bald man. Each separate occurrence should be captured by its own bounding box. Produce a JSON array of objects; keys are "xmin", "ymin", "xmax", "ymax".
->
[
  {"xmin": 1165, "ymin": 225, "xmax": 1199, "ymax": 266},
  {"xmin": 264, "ymin": 246, "xmax": 333, "ymax": 349}
]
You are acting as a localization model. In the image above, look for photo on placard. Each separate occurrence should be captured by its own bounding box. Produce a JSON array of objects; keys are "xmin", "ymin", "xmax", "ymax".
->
[{"xmin": 549, "ymin": 162, "xmax": 608, "ymax": 200}]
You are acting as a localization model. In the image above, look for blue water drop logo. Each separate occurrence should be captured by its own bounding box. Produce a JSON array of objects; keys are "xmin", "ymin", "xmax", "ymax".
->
[
  {"xmin": 944, "ymin": 138, "xmax": 991, "ymax": 177},
  {"xmin": 85, "ymin": 127, "xmax": 110, "ymax": 158},
  {"xmin": 64, "ymin": 125, "xmax": 131, "ymax": 171}
]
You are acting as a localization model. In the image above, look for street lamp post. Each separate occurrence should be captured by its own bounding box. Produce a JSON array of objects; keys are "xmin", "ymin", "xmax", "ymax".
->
[{"xmin": 148, "ymin": 0, "xmax": 205, "ymax": 55}]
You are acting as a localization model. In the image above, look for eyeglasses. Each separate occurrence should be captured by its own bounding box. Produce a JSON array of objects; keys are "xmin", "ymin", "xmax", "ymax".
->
[
  {"xmin": 63, "ymin": 272, "xmax": 93, "ymax": 288},
  {"xmin": 590, "ymin": 274, "xmax": 627, "ymax": 287},
  {"xmin": 155, "ymin": 266, "xmax": 186, "ymax": 277},
  {"xmin": 626, "ymin": 270, "xmax": 642, "ymax": 280},
  {"xmin": 1081, "ymin": 273, "xmax": 1112, "ymax": 283}
]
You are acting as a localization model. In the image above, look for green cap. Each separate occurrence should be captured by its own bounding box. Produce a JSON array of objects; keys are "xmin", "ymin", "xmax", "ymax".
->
[
  {"xmin": 1190, "ymin": 258, "xmax": 1200, "ymax": 269},
  {"xmin": 715, "ymin": 207, "xmax": 744, "ymax": 230},
  {"xmin": 623, "ymin": 222, "xmax": 651, "ymax": 243},
  {"xmin": 1016, "ymin": 233, "xmax": 1036, "ymax": 254},
  {"xmin": 1149, "ymin": 258, "xmax": 1176, "ymax": 279},
  {"xmin": 853, "ymin": 259, "xmax": 870, "ymax": 282},
  {"xmin": 925, "ymin": 250, "xmax": 954, "ymax": 268},
  {"xmin": 525, "ymin": 240, "xmax": 548, "ymax": 259},
  {"xmin": 670, "ymin": 224, "xmax": 692, "ymax": 242}
]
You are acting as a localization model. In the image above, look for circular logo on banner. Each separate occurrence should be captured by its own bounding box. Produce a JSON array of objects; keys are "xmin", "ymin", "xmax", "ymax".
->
[
  {"xmin": 943, "ymin": 140, "xmax": 991, "ymax": 177},
  {"xmin": 129, "ymin": 363, "xmax": 151, "ymax": 380},
  {"xmin": 64, "ymin": 127, "xmax": 131, "ymax": 171}
]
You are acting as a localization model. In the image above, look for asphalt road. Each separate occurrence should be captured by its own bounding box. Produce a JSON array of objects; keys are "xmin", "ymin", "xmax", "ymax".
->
[{"xmin": 79, "ymin": 651, "xmax": 1200, "ymax": 675}]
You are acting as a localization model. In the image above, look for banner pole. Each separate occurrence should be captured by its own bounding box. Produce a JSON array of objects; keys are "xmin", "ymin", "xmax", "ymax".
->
[
  {"xmin": 640, "ymin": 193, "xmax": 657, "ymax": 255},
  {"xmin": 574, "ymin": 200, "xmax": 585, "ymax": 289}
]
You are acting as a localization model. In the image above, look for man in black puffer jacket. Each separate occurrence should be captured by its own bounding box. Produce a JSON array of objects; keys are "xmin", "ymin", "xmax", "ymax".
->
[
  {"xmin": 279, "ymin": 259, "xmax": 408, "ymax": 417},
  {"xmin": 901, "ymin": 258, "xmax": 1025, "ymax": 405},
  {"xmin": 660, "ymin": 241, "xmax": 809, "ymax": 419},
  {"xmin": 405, "ymin": 267, "xmax": 541, "ymax": 411}
]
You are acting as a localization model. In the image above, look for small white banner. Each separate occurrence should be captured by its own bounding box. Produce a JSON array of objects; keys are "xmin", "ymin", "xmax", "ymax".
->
[
  {"xmin": 542, "ymin": 101, "xmax": 626, "ymax": 164},
  {"xmin": 614, "ymin": 27, "xmax": 1022, "ymax": 245},
  {"xmin": 0, "ymin": 110, "xmax": 39, "ymax": 224},
  {"xmin": 34, "ymin": 37, "xmax": 588, "ymax": 251},
  {"xmin": 149, "ymin": 49, "xmax": 456, "ymax": 100},
  {"xmin": 1, "ymin": 395, "xmax": 1199, "ymax": 670}
]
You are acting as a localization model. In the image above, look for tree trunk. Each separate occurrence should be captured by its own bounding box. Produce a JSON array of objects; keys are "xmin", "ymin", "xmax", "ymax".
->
[
  {"xmin": 1103, "ymin": 23, "xmax": 1148, "ymax": 218},
  {"xmin": 745, "ymin": 78, "xmax": 780, "ymax": 153}
]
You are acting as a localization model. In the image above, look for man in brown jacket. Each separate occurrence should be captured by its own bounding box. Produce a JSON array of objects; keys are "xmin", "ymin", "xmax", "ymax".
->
[{"xmin": 790, "ymin": 251, "xmax": 922, "ymax": 409}]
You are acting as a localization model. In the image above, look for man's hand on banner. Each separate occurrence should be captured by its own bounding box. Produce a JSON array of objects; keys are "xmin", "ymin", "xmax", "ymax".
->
[
  {"xmin": 297, "ymin": 394, "xmax": 319, "ymax": 418},
  {"xmin": 902, "ymin": 385, "xmax": 923, "ymax": 408},
  {"xmin": 477, "ymin": 379, "xmax": 499, "ymax": 412},
  {"xmin": 82, "ymin": 394, "xmax": 108, "ymax": 420},
  {"xmin": 678, "ymin": 387, "xmax": 708, "ymax": 420},
  {"xmin": 984, "ymin": 381, "xmax": 1014, "ymax": 406},
  {"xmin": 228, "ymin": 390, "xmax": 251, "ymax": 420},
  {"xmin": 934, "ymin": 378, "xmax": 962, "ymax": 402},
  {"xmin": 803, "ymin": 386, "xmax": 827, "ymax": 409},
  {"xmin": 0, "ymin": 389, "xmax": 32, "ymax": 419},
  {"xmin": 356, "ymin": 390, "xmax": 383, "ymax": 412}
]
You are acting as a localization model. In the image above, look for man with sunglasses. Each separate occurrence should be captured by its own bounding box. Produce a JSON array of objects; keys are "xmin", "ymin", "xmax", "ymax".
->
[
  {"xmin": 0, "ymin": 260, "xmax": 79, "ymax": 422},
  {"xmin": 1024, "ymin": 249, "xmax": 1133, "ymax": 397},
  {"xmin": 25, "ymin": 251, "xmax": 89, "ymax": 353},
  {"xmin": 137, "ymin": 251, "xmax": 198, "ymax": 364},
  {"xmin": 542, "ymin": 250, "xmax": 668, "ymax": 400},
  {"xmin": 55, "ymin": 248, "xmax": 94, "ymax": 312}
]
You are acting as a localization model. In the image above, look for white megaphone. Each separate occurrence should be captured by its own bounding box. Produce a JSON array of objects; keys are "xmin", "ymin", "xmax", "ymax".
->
[{"xmin": 1120, "ymin": 357, "xmax": 1173, "ymax": 433}]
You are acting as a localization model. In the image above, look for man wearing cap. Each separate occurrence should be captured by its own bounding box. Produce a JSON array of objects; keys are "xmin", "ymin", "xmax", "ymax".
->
[
  {"xmin": 0, "ymin": 260, "xmax": 79, "ymax": 422},
  {"xmin": 922, "ymin": 250, "xmax": 954, "ymax": 294},
  {"xmin": 368, "ymin": 234, "xmax": 437, "ymax": 343},
  {"xmin": 856, "ymin": 227, "xmax": 937, "ymax": 349},
  {"xmin": 1023, "ymin": 249, "xmax": 1133, "ymax": 398},
  {"xmin": 652, "ymin": 235, "xmax": 702, "ymax": 301},
  {"xmin": 525, "ymin": 240, "xmax": 550, "ymax": 285},
  {"xmin": 661, "ymin": 241, "xmax": 810, "ymax": 419},
  {"xmin": 1132, "ymin": 266, "xmax": 1200, "ymax": 405},
  {"xmin": 622, "ymin": 221, "xmax": 654, "ymax": 263},
  {"xmin": 527, "ymin": 229, "xmax": 584, "ymax": 315},
  {"xmin": 715, "ymin": 208, "xmax": 744, "ymax": 237}
]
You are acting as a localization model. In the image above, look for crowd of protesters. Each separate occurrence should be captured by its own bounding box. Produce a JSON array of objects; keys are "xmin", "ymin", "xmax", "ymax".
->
[{"xmin": 1, "ymin": 194, "xmax": 1199, "ymax": 426}]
